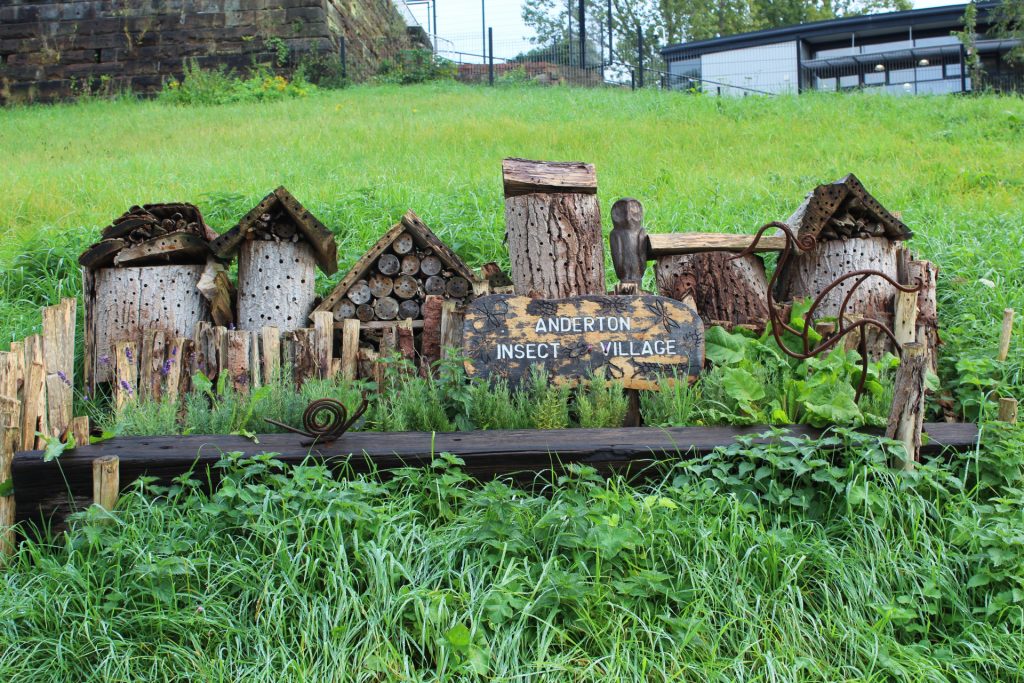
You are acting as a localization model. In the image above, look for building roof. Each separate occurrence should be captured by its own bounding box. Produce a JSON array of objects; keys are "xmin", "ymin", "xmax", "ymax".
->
[{"xmin": 662, "ymin": 2, "xmax": 999, "ymax": 58}]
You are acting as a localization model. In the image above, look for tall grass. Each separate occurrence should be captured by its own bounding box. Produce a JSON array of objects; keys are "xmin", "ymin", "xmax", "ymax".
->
[{"xmin": 1, "ymin": 426, "xmax": 1022, "ymax": 681}]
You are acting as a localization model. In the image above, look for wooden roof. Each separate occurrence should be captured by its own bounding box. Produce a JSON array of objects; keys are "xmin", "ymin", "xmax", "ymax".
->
[
  {"xmin": 315, "ymin": 210, "xmax": 476, "ymax": 315},
  {"xmin": 209, "ymin": 186, "xmax": 338, "ymax": 274},
  {"xmin": 783, "ymin": 173, "xmax": 912, "ymax": 244}
]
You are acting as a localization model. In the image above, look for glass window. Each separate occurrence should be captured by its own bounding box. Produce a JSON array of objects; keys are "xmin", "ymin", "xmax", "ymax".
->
[
  {"xmin": 890, "ymin": 68, "xmax": 915, "ymax": 82},
  {"xmin": 946, "ymin": 62, "xmax": 962, "ymax": 77},
  {"xmin": 916, "ymin": 65, "xmax": 942, "ymax": 81},
  {"xmin": 859, "ymin": 40, "xmax": 912, "ymax": 55},
  {"xmin": 839, "ymin": 74, "xmax": 859, "ymax": 89},
  {"xmin": 864, "ymin": 71, "xmax": 886, "ymax": 85},
  {"xmin": 816, "ymin": 76, "xmax": 837, "ymax": 91}
]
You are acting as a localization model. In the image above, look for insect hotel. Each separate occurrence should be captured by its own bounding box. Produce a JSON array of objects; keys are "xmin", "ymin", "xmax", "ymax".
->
[
  {"xmin": 3, "ymin": 160, "xmax": 992, "ymax": 535},
  {"xmin": 79, "ymin": 203, "xmax": 217, "ymax": 392},
  {"xmin": 314, "ymin": 210, "xmax": 481, "ymax": 376}
]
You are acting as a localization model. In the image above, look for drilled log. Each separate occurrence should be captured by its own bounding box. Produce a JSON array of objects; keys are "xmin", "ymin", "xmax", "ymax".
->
[
  {"xmin": 776, "ymin": 236, "xmax": 900, "ymax": 358},
  {"xmin": 374, "ymin": 297, "xmax": 399, "ymax": 321},
  {"xmin": 378, "ymin": 254, "xmax": 401, "ymax": 276},
  {"xmin": 504, "ymin": 192, "xmax": 605, "ymax": 298},
  {"xmin": 656, "ymin": 253, "xmax": 770, "ymax": 328},
  {"xmin": 394, "ymin": 275, "xmax": 419, "ymax": 300},
  {"xmin": 401, "ymin": 254, "xmax": 421, "ymax": 275},
  {"xmin": 393, "ymin": 232, "xmax": 414, "ymax": 255},
  {"xmin": 398, "ymin": 300, "xmax": 421, "ymax": 320},
  {"xmin": 237, "ymin": 240, "xmax": 316, "ymax": 333},
  {"xmin": 424, "ymin": 275, "xmax": 447, "ymax": 296},
  {"xmin": 887, "ymin": 342, "xmax": 928, "ymax": 469},
  {"xmin": 368, "ymin": 274, "xmax": 394, "ymax": 298},
  {"xmin": 85, "ymin": 265, "xmax": 208, "ymax": 387}
]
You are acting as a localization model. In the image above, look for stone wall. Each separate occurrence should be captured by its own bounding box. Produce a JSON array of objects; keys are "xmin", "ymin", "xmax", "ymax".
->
[{"xmin": 0, "ymin": 0, "xmax": 413, "ymax": 104}]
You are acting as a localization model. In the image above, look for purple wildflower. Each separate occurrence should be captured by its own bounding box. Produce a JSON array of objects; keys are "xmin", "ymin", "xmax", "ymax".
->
[
  {"xmin": 228, "ymin": 323, "xmax": 236, "ymax": 331},
  {"xmin": 171, "ymin": 347, "xmax": 178, "ymax": 358},
  {"xmin": 125, "ymin": 347, "xmax": 133, "ymax": 362},
  {"xmin": 119, "ymin": 379, "xmax": 134, "ymax": 396},
  {"xmin": 99, "ymin": 354, "xmax": 111, "ymax": 366},
  {"xmin": 161, "ymin": 358, "xmax": 174, "ymax": 376},
  {"xmin": 57, "ymin": 370, "xmax": 72, "ymax": 387}
]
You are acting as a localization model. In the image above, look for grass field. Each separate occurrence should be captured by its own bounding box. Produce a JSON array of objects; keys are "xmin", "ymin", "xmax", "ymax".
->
[{"xmin": 1, "ymin": 84, "xmax": 1024, "ymax": 681}]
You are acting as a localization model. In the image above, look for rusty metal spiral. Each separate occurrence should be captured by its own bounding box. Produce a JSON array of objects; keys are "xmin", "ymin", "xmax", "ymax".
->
[
  {"xmin": 733, "ymin": 221, "xmax": 922, "ymax": 401},
  {"xmin": 265, "ymin": 395, "xmax": 369, "ymax": 445}
]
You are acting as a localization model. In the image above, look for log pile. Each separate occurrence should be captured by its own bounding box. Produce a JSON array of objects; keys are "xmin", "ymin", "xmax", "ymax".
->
[
  {"xmin": 315, "ymin": 210, "xmax": 481, "ymax": 372},
  {"xmin": 78, "ymin": 203, "xmax": 217, "ymax": 269}
]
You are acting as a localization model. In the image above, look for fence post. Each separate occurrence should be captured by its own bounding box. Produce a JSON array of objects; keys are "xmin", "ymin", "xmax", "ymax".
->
[
  {"xmin": 630, "ymin": 69, "xmax": 635, "ymax": 91},
  {"xmin": 637, "ymin": 24, "xmax": 644, "ymax": 88},
  {"xmin": 488, "ymin": 27, "xmax": 494, "ymax": 86},
  {"xmin": 602, "ymin": 0, "xmax": 610, "ymax": 63},
  {"xmin": 578, "ymin": 0, "xmax": 586, "ymax": 70}
]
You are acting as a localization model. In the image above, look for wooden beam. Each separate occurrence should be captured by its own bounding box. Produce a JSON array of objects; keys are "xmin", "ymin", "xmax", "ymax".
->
[
  {"xmin": 502, "ymin": 158, "xmax": 597, "ymax": 197},
  {"xmin": 1, "ymin": 425, "xmax": 18, "ymax": 559},
  {"xmin": 998, "ymin": 308, "xmax": 1015, "ymax": 362},
  {"xmin": 646, "ymin": 233, "xmax": 787, "ymax": 257},
  {"xmin": 13, "ymin": 422, "xmax": 980, "ymax": 527}
]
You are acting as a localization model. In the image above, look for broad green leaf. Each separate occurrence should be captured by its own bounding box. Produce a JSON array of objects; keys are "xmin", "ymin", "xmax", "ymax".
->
[
  {"xmin": 722, "ymin": 367, "xmax": 766, "ymax": 403},
  {"xmin": 705, "ymin": 326, "xmax": 748, "ymax": 366}
]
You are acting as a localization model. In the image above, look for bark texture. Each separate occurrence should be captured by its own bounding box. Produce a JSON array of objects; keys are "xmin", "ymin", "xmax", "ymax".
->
[
  {"xmin": 237, "ymin": 240, "xmax": 316, "ymax": 332},
  {"xmin": 505, "ymin": 192, "xmax": 605, "ymax": 298},
  {"xmin": 655, "ymin": 253, "xmax": 770, "ymax": 328},
  {"xmin": 86, "ymin": 265, "xmax": 207, "ymax": 386}
]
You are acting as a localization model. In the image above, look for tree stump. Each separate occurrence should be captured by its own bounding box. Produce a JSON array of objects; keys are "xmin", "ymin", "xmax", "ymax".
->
[
  {"xmin": 656, "ymin": 252, "xmax": 770, "ymax": 328},
  {"xmin": 502, "ymin": 158, "xmax": 605, "ymax": 298},
  {"xmin": 85, "ymin": 265, "xmax": 208, "ymax": 387},
  {"xmin": 775, "ymin": 236, "xmax": 900, "ymax": 357},
  {"xmin": 236, "ymin": 240, "xmax": 316, "ymax": 333}
]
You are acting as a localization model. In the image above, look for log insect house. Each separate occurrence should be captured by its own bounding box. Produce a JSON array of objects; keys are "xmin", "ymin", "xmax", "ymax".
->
[
  {"xmin": 80, "ymin": 203, "xmax": 218, "ymax": 390},
  {"xmin": 210, "ymin": 186, "xmax": 338, "ymax": 333},
  {"xmin": 773, "ymin": 173, "xmax": 916, "ymax": 357},
  {"xmin": 314, "ymin": 210, "xmax": 478, "ymax": 373}
]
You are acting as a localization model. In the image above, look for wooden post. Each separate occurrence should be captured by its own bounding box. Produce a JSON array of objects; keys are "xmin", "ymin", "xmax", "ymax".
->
[
  {"xmin": 163, "ymin": 337, "xmax": 188, "ymax": 402},
  {"xmin": 69, "ymin": 416, "xmax": 90, "ymax": 447},
  {"xmin": 113, "ymin": 340, "xmax": 138, "ymax": 412},
  {"xmin": 42, "ymin": 298, "xmax": 75, "ymax": 438},
  {"xmin": 893, "ymin": 288, "xmax": 919, "ymax": 347},
  {"xmin": 261, "ymin": 327, "xmax": 281, "ymax": 384},
  {"xmin": 396, "ymin": 319, "xmax": 416, "ymax": 369},
  {"xmin": 502, "ymin": 158, "xmax": 605, "ymax": 298},
  {"xmin": 998, "ymin": 397, "xmax": 1018, "ymax": 424},
  {"xmin": 997, "ymin": 308, "xmax": 1014, "ymax": 362},
  {"xmin": 236, "ymin": 240, "xmax": 317, "ymax": 333},
  {"xmin": 420, "ymin": 295, "xmax": 444, "ymax": 376},
  {"xmin": 21, "ymin": 336, "xmax": 47, "ymax": 451},
  {"xmin": 1, "ymin": 425, "xmax": 18, "ymax": 559},
  {"xmin": 910, "ymin": 260, "xmax": 939, "ymax": 372},
  {"xmin": 439, "ymin": 301, "xmax": 465, "ymax": 361},
  {"xmin": 249, "ymin": 330, "xmax": 262, "ymax": 390},
  {"xmin": 340, "ymin": 319, "xmax": 360, "ymax": 382},
  {"xmin": 92, "ymin": 455, "xmax": 119, "ymax": 511},
  {"xmin": 139, "ymin": 329, "xmax": 166, "ymax": 403},
  {"xmin": 0, "ymin": 397, "xmax": 18, "ymax": 430},
  {"xmin": 311, "ymin": 311, "xmax": 335, "ymax": 379},
  {"xmin": 886, "ymin": 342, "xmax": 928, "ymax": 470},
  {"xmin": 291, "ymin": 328, "xmax": 317, "ymax": 387},
  {"xmin": 226, "ymin": 330, "xmax": 251, "ymax": 394}
]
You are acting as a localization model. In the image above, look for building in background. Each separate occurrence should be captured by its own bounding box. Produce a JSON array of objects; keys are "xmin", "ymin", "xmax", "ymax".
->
[{"xmin": 661, "ymin": 2, "xmax": 1020, "ymax": 96}]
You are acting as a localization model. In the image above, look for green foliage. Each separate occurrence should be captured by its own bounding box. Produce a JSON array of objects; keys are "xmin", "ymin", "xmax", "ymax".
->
[
  {"xmin": 574, "ymin": 370, "xmax": 628, "ymax": 428},
  {"xmin": 295, "ymin": 45, "xmax": 349, "ymax": 89},
  {"xmin": 376, "ymin": 49, "xmax": 456, "ymax": 85},
  {"xmin": 526, "ymin": 366, "xmax": 571, "ymax": 429},
  {"xmin": 3, "ymin": 428, "xmax": 1024, "ymax": 679},
  {"xmin": 159, "ymin": 60, "xmax": 315, "ymax": 105}
]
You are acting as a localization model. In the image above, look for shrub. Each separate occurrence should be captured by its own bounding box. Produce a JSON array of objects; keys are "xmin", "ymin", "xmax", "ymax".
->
[
  {"xmin": 376, "ymin": 49, "xmax": 457, "ymax": 84},
  {"xmin": 160, "ymin": 60, "xmax": 315, "ymax": 106}
]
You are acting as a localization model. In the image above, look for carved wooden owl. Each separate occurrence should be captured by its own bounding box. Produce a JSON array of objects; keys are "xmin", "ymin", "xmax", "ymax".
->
[{"xmin": 610, "ymin": 198, "xmax": 646, "ymax": 285}]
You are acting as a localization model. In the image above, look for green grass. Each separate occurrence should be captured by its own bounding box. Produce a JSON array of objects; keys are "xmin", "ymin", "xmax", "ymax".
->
[{"xmin": 2, "ymin": 84, "xmax": 1024, "ymax": 681}]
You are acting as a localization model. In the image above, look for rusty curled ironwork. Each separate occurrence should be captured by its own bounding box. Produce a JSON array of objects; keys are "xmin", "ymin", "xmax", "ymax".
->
[
  {"xmin": 734, "ymin": 221, "xmax": 922, "ymax": 401},
  {"xmin": 265, "ymin": 395, "xmax": 369, "ymax": 445}
]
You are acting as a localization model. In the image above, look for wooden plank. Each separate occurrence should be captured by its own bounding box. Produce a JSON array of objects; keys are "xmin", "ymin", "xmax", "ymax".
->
[
  {"xmin": 77, "ymin": 238, "xmax": 125, "ymax": 269},
  {"xmin": 261, "ymin": 327, "xmax": 281, "ymax": 384},
  {"xmin": 397, "ymin": 319, "xmax": 416, "ymax": 366},
  {"xmin": 249, "ymin": 330, "xmax": 262, "ymax": 390},
  {"xmin": 998, "ymin": 397, "xmax": 1018, "ymax": 424},
  {"xmin": 0, "ymin": 348, "xmax": 23, "ymax": 403},
  {"xmin": 163, "ymin": 337, "xmax": 188, "ymax": 402},
  {"xmin": 311, "ymin": 311, "xmax": 334, "ymax": 379},
  {"xmin": 399, "ymin": 211, "xmax": 477, "ymax": 282},
  {"xmin": 42, "ymin": 298, "xmax": 76, "ymax": 438},
  {"xmin": 1, "ymin": 426, "xmax": 18, "ymax": 559},
  {"xmin": 274, "ymin": 186, "xmax": 338, "ymax": 275},
  {"xmin": 69, "ymin": 416, "xmax": 90, "ymax": 447},
  {"xmin": 887, "ymin": 342, "xmax": 928, "ymax": 469},
  {"xmin": 420, "ymin": 295, "xmax": 444, "ymax": 375},
  {"xmin": 291, "ymin": 328, "xmax": 317, "ymax": 387},
  {"xmin": 112, "ymin": 232, "xmax": 210, "ymax": 267},
  {"xmin": 12, "ymin": 422, "xmax": 981, "ymax": 526},
  {"xmin": 21, "ymin": 336, "xmax": 47, "ymax": 451},
  {"xmin": 340, "ymin": 319, "xmax": 360, "ymax": 382},
  {"xmin": 502, "ymin": 158, "xmax": 597, "ymax": 197},
  {"xmin": 337, "ymin": 320, "xmax": 424, "ymax": 331},
  {"xmin": 893, "ymin": 288, "xmax": 919, "ymax": 347},
  {"xmin": 0, "ymin": 397, "xmax": 19, "ymax": 430},
  {"xmin": 463, "ymin": 294, "xmax": 704, "ymax": 390},
  {"xmin": 646, "ymin": 233, "xmax": 787, "ymax": 257},
  {"xmin": 113, "ymin": 341, "xmax": 138, "ymax": 411}
]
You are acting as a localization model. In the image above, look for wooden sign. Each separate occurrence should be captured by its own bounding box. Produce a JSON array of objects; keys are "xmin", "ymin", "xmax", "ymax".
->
[{"xmin": 463, "ymin": 294, "xmax": 704, "ymax": 390}]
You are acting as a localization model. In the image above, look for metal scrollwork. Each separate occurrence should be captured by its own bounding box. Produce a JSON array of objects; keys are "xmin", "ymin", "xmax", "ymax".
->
[
  {"xmin": 265, "ymin": 395, "xmax": 370, "ymax": 446},
  {"xmin": 735, "ymin": 221, "xmax": 922, "ymax": 401}
]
